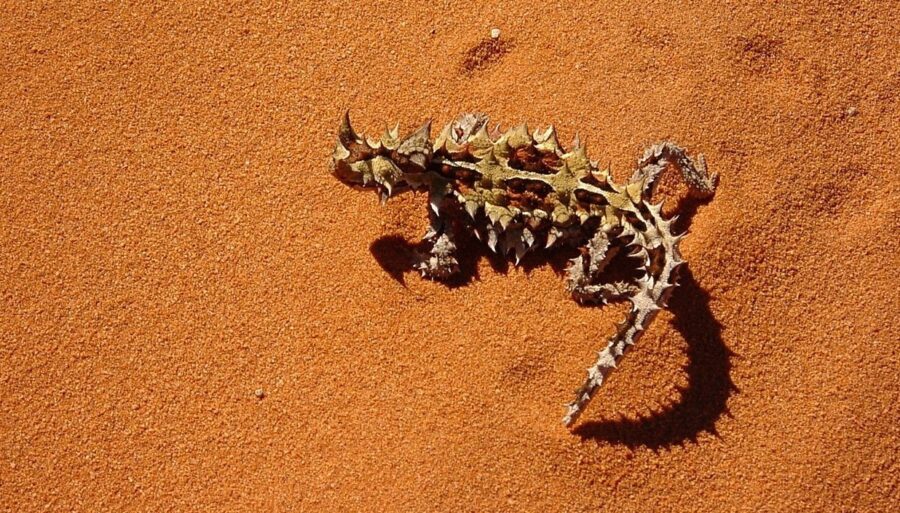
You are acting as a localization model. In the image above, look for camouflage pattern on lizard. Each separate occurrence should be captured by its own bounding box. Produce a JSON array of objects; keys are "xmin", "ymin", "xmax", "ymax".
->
[{"xmin": 331, "ymin": 112, "xmax": 717, "ymax": 426}]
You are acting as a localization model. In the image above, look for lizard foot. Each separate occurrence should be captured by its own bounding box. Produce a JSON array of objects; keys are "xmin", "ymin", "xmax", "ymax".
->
[{"xmin": 414, "ymin": 233, "xmax": 460, "ymax": 280}]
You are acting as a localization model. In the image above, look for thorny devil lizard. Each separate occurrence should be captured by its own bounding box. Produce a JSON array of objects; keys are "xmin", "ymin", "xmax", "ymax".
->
[{"xmin": 331, "ymin": 112, "xmax": 717, "ymax": 426}]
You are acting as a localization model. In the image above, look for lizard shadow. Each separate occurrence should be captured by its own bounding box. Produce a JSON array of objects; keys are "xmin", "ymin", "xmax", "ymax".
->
[
  {"xmin": 369, "ymin": 196, "xmax": 735, "ymax": 449},
  {"xmin": 369, "ymin": 229, "xmax": 577, "ymax": 289}
]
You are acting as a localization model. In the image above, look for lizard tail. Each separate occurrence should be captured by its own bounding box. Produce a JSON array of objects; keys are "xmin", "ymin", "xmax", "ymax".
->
[{"xmin": 562, "ymin": 206, "xmax": 683, "ymax": 427}]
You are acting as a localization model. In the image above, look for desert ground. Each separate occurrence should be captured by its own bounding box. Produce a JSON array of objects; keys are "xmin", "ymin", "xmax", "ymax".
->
[{"xmin": 2, "ymin": 1, "xmax": 898, "ymax": 511}]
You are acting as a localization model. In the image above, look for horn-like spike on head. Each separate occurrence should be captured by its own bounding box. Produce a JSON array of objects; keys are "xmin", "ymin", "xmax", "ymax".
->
[
  {"xmin": 389, "ymin": 123, "xmax": 400, "ymax": 140},
  {"xmin": 419, "ymin": 119, "xmax": 432, "ymax": 137},
  {"xmin": 575, "ymin": 152, "xmax": 592, "ymax": 177},
  {"xmin": 534, "ymin": 125, "xmax": 556, "ymax": 143},
  {"xmin": 339, "ymin": 110, "xmax": 361, "ymax": 146},
  {"xmin": 381, "ymin": 125, "xmax": 400, "ymax": 149}
]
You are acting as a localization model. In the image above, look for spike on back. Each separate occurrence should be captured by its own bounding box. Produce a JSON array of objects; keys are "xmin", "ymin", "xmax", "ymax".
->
[{"xmin": 398, "ymin": 119, "xmax": 432, "ymax": 154}]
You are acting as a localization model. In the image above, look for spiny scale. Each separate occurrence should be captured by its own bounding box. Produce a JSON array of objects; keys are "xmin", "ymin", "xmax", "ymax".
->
[{"xmin": 331, "ymin": 112, "xmax": 718, "ymax": 427}]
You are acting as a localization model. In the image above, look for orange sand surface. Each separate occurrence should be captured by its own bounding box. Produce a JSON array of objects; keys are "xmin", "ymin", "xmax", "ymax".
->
[{"xmin": 2, "ymin": 2, "xmax": 898, "ymax": 511}]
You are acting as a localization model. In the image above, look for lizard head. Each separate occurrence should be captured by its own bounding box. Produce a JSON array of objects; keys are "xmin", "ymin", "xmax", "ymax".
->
[{"xmin": 331, "ymin": 111, "xmax": 433, "ymax": 202}]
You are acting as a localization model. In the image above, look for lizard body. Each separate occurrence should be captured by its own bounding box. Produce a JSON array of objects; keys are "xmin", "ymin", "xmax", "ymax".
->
[{"xmin": 331, "ymin": 112, "xmax": 717, "ymax": 426}]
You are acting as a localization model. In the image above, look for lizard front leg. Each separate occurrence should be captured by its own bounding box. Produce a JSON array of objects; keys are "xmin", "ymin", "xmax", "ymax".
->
[{"xmin": 414, "ymin": 208, "xmax": 460, "ymax": 280}]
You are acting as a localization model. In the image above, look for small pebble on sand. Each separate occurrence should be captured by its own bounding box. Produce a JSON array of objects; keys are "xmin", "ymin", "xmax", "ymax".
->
[{"xmin": 490, "ymin": 28, "xmax": 501, "ymax": 39}]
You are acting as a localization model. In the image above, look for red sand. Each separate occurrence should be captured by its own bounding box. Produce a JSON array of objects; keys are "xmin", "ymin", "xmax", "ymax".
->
[{"xmin": 2, "ymin": 2, "xmax": 898, "ymax": 511}]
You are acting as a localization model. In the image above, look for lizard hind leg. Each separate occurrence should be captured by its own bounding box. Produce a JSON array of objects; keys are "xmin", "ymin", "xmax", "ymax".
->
[
  {"xmin": 565, "ymin": 227, "xmax": 639, "ymax": 304},
  {"xmin": 566, "ymin": 230, "xmax": 611, "ymax": 303}
]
